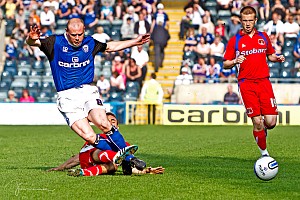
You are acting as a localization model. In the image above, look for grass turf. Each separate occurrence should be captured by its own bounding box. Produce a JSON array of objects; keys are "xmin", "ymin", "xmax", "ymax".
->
[{"xmin": 0, "ymin": 125, "xmax": 299, "ymax": 199}]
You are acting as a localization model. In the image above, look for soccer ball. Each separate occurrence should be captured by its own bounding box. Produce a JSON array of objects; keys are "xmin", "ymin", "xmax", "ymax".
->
[{"xmin": 254, "ymin": 156, "xmax": 278, "ymax": 181}]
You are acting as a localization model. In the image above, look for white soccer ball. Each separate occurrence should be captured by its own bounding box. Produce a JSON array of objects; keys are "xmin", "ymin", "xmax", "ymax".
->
[{"xmin": 254, "ymin": 156, "xmax": 278, "ymax": 181}]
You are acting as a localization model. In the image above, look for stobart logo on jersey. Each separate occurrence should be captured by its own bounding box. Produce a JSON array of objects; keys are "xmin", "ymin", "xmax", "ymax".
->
[
  {"xmin": 58, "ymin": 57, "xmax": 91, "ymax": 68},
  {"xmin": 238, "ymin": 48, "xmax": 267, "ymax": 56}
]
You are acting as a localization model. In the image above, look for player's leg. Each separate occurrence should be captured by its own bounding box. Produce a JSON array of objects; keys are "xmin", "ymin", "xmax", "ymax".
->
[
  {"xmin": 71, "ymin": 118, "xmax": 97, "ymax": 144},
  {"xmin": 239, "ymin": 80, "xmax": 268, "ymax": 156},
  {"xmin": 68, "ymin": 162, "xmax": 117, "ymax": 177},
  {"xmin": 88, "ymin": 108, "xmax": 129, "ymax": 151},
  {"xmin": 252, "ymin": 115, "xmax": 269, "ymax": 156},
  {"xmin": 264, "ymin": 115, "xmax": 277, "ymax": 130}
]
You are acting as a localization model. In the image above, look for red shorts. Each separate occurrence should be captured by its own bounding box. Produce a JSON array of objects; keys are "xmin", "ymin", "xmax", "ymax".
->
[{"xmin": 239, "ymin": 78, "xmax": 278, "ymax": 118}]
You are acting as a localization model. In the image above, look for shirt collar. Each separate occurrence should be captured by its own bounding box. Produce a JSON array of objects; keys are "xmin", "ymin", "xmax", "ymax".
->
[{"xmin": 238, "ymin": 28, "xmax": 258, "ymax": 36}]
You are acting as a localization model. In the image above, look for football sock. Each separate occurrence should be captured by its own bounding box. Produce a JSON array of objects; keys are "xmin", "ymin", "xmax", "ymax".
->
[
  {"xmin": 97, "ymin": 150, "xmax": 116, "ymax": 163},
  {"xmin": 253, "ymin": 130, "xmax": 269, "ymax": 156},
  {"xmin": 93, "ymin": 134, "xmax": 113, "ymax": 150},
  {"xmin": 105, "ymin": 126, "xmax": 127, "ymax": 151},
  {"xmin": 82, "ymin": 165, "xmax": 103, "ymax": 176}
]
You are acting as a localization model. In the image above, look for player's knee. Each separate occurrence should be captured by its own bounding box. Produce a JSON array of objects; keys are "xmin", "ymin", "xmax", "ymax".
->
[
  {"xmin": 104, "ymin": 162, "xmax": 117, "ymax": 174},
  {"xmin": 85, "ymin": 133, "xmax": 96, "ymax": 144}
]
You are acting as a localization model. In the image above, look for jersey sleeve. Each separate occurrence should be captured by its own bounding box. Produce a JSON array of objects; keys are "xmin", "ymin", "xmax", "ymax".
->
[
  {"xmin": 40, "ymin": 35, "xmax": 56, "ymax": 61},
  {"xmin": 223, "ymin": 36, "xmax": 236, "ymax": 61},
  {"xmin": 92, "ymin": 39, "xmax": 107, "ymax": 57},
  {"xmin": 264, "ymin": 32, "xmax": 276, "ymax": 55}
]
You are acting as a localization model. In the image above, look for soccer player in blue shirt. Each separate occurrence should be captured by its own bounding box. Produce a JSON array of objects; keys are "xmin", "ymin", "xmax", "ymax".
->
[{"xmin": 26, "ymin": 18, "xmax": 150, "ymax": 169}]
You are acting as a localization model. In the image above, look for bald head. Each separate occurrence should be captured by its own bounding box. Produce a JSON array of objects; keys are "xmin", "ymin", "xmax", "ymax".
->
[
  {"xmin": 67, "ymin": 18, "xmax": 85, "ymax": 31},
  {"xmin": 66, "ymin": 18, "xmax": 85, "ymax": 47}
]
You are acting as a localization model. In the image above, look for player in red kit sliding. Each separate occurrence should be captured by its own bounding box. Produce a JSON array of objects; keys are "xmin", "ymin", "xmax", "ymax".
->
[{"xmin": 223, "ymin": 6, "xmax": 285, "ymax": 157}]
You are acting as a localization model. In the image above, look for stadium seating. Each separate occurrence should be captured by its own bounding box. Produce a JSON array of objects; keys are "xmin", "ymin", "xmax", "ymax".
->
[
  {"xmin": 0, "ymin": 81, "xmax": 11, "ymax": 92},
  {"xmin": 108, "ymin": 91, "xmax": 124, "ymax": 102},
  {"xmin": 36, "ymin": 92, "xmax": 51, "ymax": 103},
  {"xmin": 1, "ymin": 71, "xmax": 13, "ymax": 82},
  {"xmin": 279, "ymin": 69, "xmax": 292, "ymax": 83}
]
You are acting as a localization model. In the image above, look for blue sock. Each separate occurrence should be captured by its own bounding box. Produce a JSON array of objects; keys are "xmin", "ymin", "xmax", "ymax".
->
[
  {"xmin": 93, "ymin": 134, "xmax": 113, "ymax": 150},
  {"xmin": 106, "ymin": 126, "xmax": 127, "ymax": 151},
  {"xmin": 125, "ymin": 154, "xmax": 134, "ymax": 162}
]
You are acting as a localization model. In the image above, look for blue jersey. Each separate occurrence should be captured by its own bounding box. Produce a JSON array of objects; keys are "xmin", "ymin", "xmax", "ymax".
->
[{"xmin": 39, "ymin": 34, "xmax": 107, "ymax": 92}]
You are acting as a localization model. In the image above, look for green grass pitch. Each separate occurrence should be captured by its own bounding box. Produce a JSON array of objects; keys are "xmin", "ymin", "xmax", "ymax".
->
[{"xmin": 0, "ymin": 125, "xmax": 299, "ymax": 199}]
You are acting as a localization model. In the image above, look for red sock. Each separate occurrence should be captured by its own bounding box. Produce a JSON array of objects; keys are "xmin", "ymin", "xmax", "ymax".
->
[
  {"xmin": 82, "ymin": 165, "xmax": 103, "ymax": 176},
  {"xmin": 253, "ymin": 130, "xmax": 267, "ymax": 150},
  {"xmin": 97, "ymin": 150, "xmax": 116, "ymax": 163}
]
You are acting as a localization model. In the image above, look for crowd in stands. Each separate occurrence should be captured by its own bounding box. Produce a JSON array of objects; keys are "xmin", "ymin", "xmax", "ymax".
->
[
  {"xmin": 176, "ymin": 0, "xmax": 300, "ymax": 87},
  {"xmin": 0, "ymin": 0, "xmax": 169, "ymax": 103}
]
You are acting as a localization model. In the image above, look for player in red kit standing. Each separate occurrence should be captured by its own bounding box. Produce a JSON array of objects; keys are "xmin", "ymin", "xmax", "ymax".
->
[{"xmin": 223, "ymin": 6, "xmax": 285, "ymax": 157}]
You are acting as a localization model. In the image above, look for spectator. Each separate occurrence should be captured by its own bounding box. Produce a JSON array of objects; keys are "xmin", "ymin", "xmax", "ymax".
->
[
  {"xmin": 215, "ymin": 18, "xmax": 226, "ymax": 41},
  {"xmin": 40, "ymin": 4, "xmax": 56, "ymax": 30},
  {"xmin": 114, "ymin": 0, "xmax": 126, "ymax": 20},
  {"xmin": 19, "ymin": 43, "xmax": 34, "ymax": 60},
  {"xmin": 210, "ymin": 35, "xmax": 225, "ymax": 63},
  {"xmin": 259, "ymin": 0, "xmax": 270, "ymax": 23},
  {"xmin": 293, "ymin": 37, "xmax": 300, "ymax": 68},
  {"xmin": 285, "ymin": 0, "xmax": 299, "ymax": 23},
  {"xmin": 219, "ymin": 65, "xmax": 236, "ymax": 83},
  {"xmin": 58, "ymin": 0, "xmax": 72, "ymax": 19},
  {"xmin": 40, "ymin": 26, "xmax": 52, "ymax": 38},
  {"xmin": 82, "ymin": 1, "xmax": 99, "ymax": 34},
  {"xmin": 140, "ymin": 73, "xmax": 164, "ymax": 124},
  {"xmin": 5, "ymin": 0, "xmax": 17, "ymax": 19},
  {"xmin": 206, "ymin": 57, "xmax": 221, "ymax": 83},
  {"xmin": 179, "ymin": 6, "xmax": 194, "ymax": 40},
  {"xmin": 184, "ymin": 28, "xmax": 197, "ymax": 52},
  {"xmin": 140, "ymin": 0, "xmax": 152, "ymax": 17},
  {"xmin": 4, "ymin": 37, "xmax": 18, "ymax": 60},
  {"xmin": 15, "ymin": 8, "xmax": 26, "ymax": 30},
  {"xmin": 194, "ymin": 35, "xmax": 210, "ymax": 59},
  {"xmin": 123, "ymin": 6, "xmax": 139, "ymax": 24},
  {"xmin": 4, "ymin": 90, "xmax": 18, "ymax": 103},
  {"xmin": 227, "ymin": 14, "xmax": 242, "ymax": 39},
  {"xmin": 150, "ymin": 22, "xmax": 170, "ymax": 72},
  {"xmin": 231, "ymin": 0, "xmax": 243, "ymax": 16},
  {"xmin": 121, "ymin": 17, "xmax": 135, "ymax": 40},
  {"xmin": 134, "ymin": 11, "xmax": 151, "ymax": 36},
  {"xmin": 199, "ymin": 15, "xmax": 215, "ymax": 35},
  {"xmin": 69, "ymin": 6, "xmax": 81, "ymax": 19},
  {"xmin": 19, "ymin": 89, "xmax": 35, "ymax": 103},
  {"xmin": 244, "ymin": 0, "xmax": 260, "ymax": 13},
  {"xmin": 112, "ymin": 56, "xmax": 126, "ymax": 85},
  {"xmin": 131, "ymin": 44, "xmax": 149, "ymax": 81},
  {"xmin": 141, "ymin": 7, "xmax": 152, "ymax": 25},
  {"xmin": 191, "ymin": 3, "xmax": 206, "ymax": 31},
  {"xmin": 128, "ymin": 0, "xmax": 142, "ymax": 14},
  {"xmin": 282, "ymin": 14, "xmax": 299, "ymax": 41},
  {"xmin": 271, "ymin": 0, "xmax": 286, "ymax": 21},
  {"xmin": 216, "ymin": 0, "xmax": 232, "ymax": 13},
  {"xmin": 110, "ymin": 71, "xmax": 125, "ymax": 92},
  {"xmin": 29, "ymin": 9, "xmax": 41, "ymax": 27},
  {"xmin": 223, "ymin": 84, "xmax": 240, "ymax": 104},
  {"xmin": 150, "ymin": 3, "xmax": 169, "ymax": 33},
  {"xmin": 96, "ymin": 74, "xmax": 110, "ymax": 98},
  {"xmin": 175, "ymin": 61, "xmax": 193, "ymax": 86},
  {"xmin": 192, "ymin": 56, "xmax": 207, "ymax": 83},
  {"xmin": 92, "ymin": 26, "xmax": 111, "ymax": 43},
  {"xmin": 100, "ymin": 1, "xmax": 114, "ymax": 23},
  {"xmin": 125, "ymin": 58, "xmax": 142, "ymax": 87},
  {"xmin": 197, "ymin": 26, "xmax": 214, "ymax": 44},
  {"xmin": 263, "ymin": 12, "xmax": 284, "ymax": 45},
  {"xmin": 269, "ymin": 33, "xmax": 282, "ymax": 55},
  {"xmin": 43, "ymin": 0, "xmax": 59, "ymax": 15}
]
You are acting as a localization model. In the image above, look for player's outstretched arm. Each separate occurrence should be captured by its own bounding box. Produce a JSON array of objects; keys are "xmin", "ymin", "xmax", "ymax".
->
[
  {"xmin": 132, "ymin": 166, "xmax": 165, "ymax": 174},
  {"xmin": 26, "ymin": 25, "xmax": 42, "ymax": 47},
  {"xmin": 105, "ymin": 34, "xmax": 150, "ymax": 52},
  {"xmin": 47, "ymin": 154, "xmax": 80, "ymax": 171}
]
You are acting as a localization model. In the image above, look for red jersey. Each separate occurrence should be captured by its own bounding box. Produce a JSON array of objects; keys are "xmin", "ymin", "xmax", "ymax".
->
[{"xmin": 223, "ymin": 29, "xmax": 275, "ymax": 80}]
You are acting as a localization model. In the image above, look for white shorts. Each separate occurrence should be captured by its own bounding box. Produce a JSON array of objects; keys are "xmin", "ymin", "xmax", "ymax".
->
[{"xmin": 57, "ymin": 85, "xmax": 105, "ymax": 126}]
